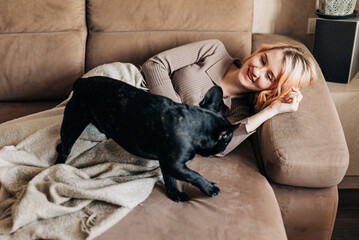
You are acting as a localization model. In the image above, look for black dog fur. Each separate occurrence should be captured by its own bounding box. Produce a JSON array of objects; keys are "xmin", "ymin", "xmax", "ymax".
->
[{"xmin": 56, "ymin": 76, "xmax": 239, "ymax": 202}]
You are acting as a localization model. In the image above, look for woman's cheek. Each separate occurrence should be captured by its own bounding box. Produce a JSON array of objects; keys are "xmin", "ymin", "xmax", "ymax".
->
[{"xmin": 257, "ymin": 81, "xmax": 268, "ymax": 90}]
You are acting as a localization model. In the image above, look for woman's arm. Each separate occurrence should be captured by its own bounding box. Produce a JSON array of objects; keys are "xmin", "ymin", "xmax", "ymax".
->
[
  {"xmin": 218, "ymin": 88, "xmax": 303, "ymax": 156},
  {"xmin": 142, "ymin": 39, "xmax": 229, "ymax": 102},
  {"xmin": 245, "ymin": 87, "xmax": 303, "ymax": 132}
]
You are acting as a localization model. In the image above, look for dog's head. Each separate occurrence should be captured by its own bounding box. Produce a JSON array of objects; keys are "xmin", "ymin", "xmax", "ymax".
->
[{"xmin": 196, "ymin": 86, "xmax": 240, "ymax": 156}]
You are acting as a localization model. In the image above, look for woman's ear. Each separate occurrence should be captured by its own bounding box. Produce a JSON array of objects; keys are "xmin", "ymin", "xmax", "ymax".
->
[{"xmin": 199, "ymin": 86, "xmax": 223, "ymax": 112}]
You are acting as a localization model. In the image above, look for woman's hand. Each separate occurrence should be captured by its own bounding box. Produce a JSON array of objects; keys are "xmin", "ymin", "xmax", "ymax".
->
[
  {"xmin": 269, "ymin": 88, "xmax": 303, "ymax": 114},
  {"xmin": 238, "ymin": 88, "xmax": 303, "ymax": 133}
]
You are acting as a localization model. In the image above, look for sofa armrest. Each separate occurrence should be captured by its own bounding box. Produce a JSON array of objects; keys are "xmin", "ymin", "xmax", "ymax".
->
[{"xmin": 252, "ymin": 33, "xmax": 349, "ymax": 188}]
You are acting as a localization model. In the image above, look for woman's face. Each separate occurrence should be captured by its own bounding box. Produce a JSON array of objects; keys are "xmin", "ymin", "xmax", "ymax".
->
[{"xmin": 237, "ymin": 49, "xmax": 284, "ymax": 92}]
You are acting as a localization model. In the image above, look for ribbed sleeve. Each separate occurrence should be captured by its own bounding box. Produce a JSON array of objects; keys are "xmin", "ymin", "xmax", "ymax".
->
[{"xmin": 142, "ymin": 39, "xmax": 228, "ymax": 103}]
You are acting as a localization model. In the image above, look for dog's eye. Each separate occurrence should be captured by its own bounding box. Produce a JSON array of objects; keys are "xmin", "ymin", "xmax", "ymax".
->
[{"xmin": 218, "ymin": 134, "xmax": 227, "ymax": 140}]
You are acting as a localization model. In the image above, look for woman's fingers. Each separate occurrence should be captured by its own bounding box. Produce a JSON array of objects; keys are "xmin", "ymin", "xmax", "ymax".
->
[
  {"xmin": 292, "ymin": 88, "xmax": 303, "ymax": 102},
  {"xmin": 272, "ymin": 88, "xmax": 304, "ymax": 114},
  {"xmin": 284, "ymin": 88, "xmax": 303, "ymax": 104}
]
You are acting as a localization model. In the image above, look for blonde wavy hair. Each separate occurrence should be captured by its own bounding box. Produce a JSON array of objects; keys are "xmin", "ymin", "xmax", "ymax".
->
[{"xmin": 243, "ymin": 43, "xmax": 317, "ymax": 111}]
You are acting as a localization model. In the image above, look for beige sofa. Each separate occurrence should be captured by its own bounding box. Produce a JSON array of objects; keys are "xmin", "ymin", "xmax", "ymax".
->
[{"xmin": 0, "ymin": 0, "xmax": 349, "ymax": 239}]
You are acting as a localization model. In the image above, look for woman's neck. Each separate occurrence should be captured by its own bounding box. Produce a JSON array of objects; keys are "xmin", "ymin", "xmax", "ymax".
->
[{"xmin": 221, "ymin": 64, "xmax": 247, "ymax": 97}]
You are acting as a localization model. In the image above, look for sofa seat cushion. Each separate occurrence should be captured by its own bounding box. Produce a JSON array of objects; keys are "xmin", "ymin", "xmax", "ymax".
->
[
  {"xmin": 252, "ymin": 34, "xmax": 349, "ymax": 188},
  {"xmin": 94, "ymin": 140, "xmax": 287, "ymax": 240},
  {"xmin": 0, "ymin": 101, "xmax": 61, "ymax": 124}
]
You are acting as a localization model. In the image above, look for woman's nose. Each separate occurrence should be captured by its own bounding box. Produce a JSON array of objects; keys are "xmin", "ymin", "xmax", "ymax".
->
[{"xmin": 253, "ymin": 66, "xmax": 265, "ymax": 79}]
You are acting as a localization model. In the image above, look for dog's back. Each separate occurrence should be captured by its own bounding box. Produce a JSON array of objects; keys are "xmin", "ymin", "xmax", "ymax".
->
[{"xmin": 71, "ymin": 77, "xmax": 231, "ymax": 159}]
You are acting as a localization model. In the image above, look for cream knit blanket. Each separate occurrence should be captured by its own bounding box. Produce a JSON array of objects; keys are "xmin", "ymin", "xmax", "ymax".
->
[{"xmin": 0, "ymin": 63, "xmax": 160, "ymax": 240}]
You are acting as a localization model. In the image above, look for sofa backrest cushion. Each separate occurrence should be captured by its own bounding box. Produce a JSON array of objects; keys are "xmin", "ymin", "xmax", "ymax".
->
[
  {"xmin": 0, "ymin": 0, "xmax": 87, "ymax": 101},
  {"xmin": 86, "ymin": 0, "xmax": 253, "ymax": 71}
]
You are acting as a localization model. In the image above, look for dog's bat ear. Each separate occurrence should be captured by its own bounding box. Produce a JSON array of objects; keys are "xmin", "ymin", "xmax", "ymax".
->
[
  {"xmin": 199, "ymin": 86, "xmax": 223, "ymax": 112},
  {"xmin": 218, "ymin": 124, "xmax": 240, "ymax": 140}
]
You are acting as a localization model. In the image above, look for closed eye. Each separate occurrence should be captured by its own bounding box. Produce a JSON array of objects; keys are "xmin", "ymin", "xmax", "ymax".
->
[
  {"xmin": 264, "ymin": 53, "xmax": 276, "ymax": 82},
  {"xmin": 267, "ymin": 72, "xmax": 275, "ymax": 81},
  {"xmin": 261, "ymin": 56, "xmax": 265, "ymax": 66}
]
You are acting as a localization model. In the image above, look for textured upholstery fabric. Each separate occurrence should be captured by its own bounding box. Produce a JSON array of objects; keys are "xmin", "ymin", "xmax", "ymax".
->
[
  {"xmin": 271, "ymin": 184, "xmax": 338, "ymax": 240},
  {"xmin": 86, "ymin": 0, "xmax": 253, "ymax": 69},
  {"xmin": 0, "ymin": 0, "xmax": 87, "ymax": 100},
  {"xmin": 252, "ymin": 34, "xmax": 349, "ymax": 188}
]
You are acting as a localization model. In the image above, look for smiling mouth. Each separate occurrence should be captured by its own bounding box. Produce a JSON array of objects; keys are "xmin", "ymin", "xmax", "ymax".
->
[{"xmin": 247, "ymin": 68, "xmax": 254, "ymax": 83}]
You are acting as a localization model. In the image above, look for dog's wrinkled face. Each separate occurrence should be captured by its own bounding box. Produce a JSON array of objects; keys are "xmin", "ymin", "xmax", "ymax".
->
[
  {"xmin": 212, "ymin": 125, "xmax": 237, "ymax": 154},
  {"xmin": 196, "ymin": 122, "xmax": 238, "ymax": 157},
  {"xmin": 197, "ymin": 86, "xmax": 239, "ymax": 156}
]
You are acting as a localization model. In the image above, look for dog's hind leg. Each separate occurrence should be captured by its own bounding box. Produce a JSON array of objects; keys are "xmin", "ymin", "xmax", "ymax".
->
[
  {"xmin": 162, "ymin": 172, "xmax": 190, "ymax": 202},
  {"xmin": 55, "ymin": 94, "xmax": 90, "ymax": 164}
]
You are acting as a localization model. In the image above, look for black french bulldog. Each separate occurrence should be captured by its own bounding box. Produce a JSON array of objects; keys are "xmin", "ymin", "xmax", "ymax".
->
[{"xmin": 56, "ymin": 76, "xmax": 239, "ymax": 202}]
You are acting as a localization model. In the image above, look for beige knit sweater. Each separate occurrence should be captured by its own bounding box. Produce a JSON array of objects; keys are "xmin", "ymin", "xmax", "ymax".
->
[{"xmin": 142, "ymin": 39, "xmax": 255, "ymax": 156}]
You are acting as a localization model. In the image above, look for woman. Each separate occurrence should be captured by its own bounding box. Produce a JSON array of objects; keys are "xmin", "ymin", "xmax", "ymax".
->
[{"xmin": 142, "ymin": 39, "xmax": 317, "ymax": 155}]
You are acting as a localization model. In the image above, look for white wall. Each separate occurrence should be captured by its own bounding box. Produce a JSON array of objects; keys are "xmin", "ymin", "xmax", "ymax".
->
[
  {"xmin": 253, "ymin": 0, "xmax": 318, "ymax": 50},
  {"xmin": 253, "ymin": 0, "xmax": 282, "ymax": 34}
]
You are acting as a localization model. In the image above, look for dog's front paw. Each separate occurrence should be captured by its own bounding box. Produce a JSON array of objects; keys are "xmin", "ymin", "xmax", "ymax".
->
[
  {"xmin": 204, "ymin": 182, "xmax": 220, "ymax": 197},
  {"xmin": 166, "ymin": 189, "xmax": 190, "ymax": 202}
]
